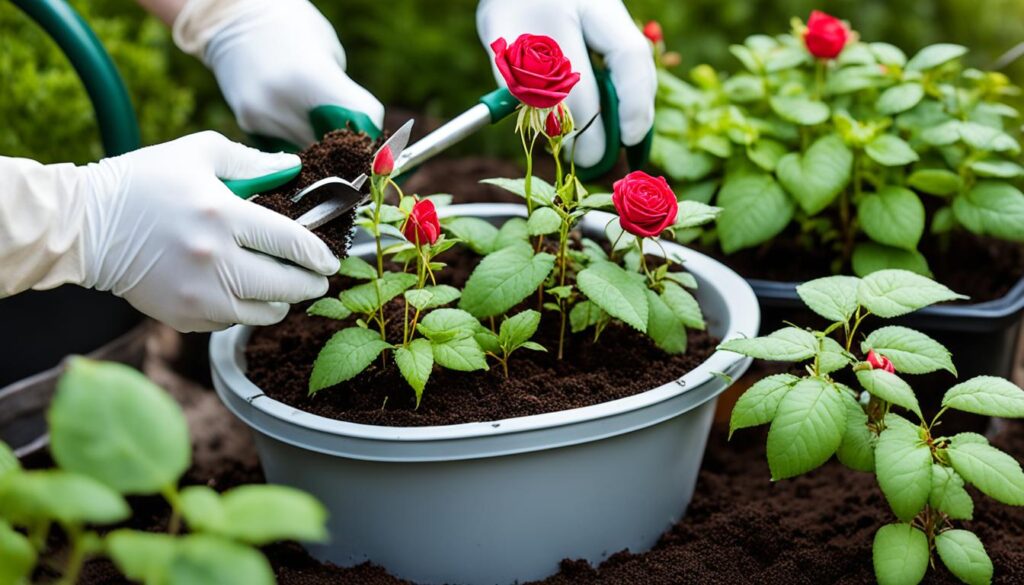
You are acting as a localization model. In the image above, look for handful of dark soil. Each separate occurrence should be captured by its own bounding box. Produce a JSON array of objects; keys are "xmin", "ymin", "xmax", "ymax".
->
[{"xmin": 254, "ymin": 130, "xmax": 381, "ymax": 257}]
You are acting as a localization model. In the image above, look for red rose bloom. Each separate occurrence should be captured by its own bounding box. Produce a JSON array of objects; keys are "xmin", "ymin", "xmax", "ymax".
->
[
  {"xmin": 402, "ymin": 199, "xmax": 440, "ymax": 246},
  {"xmin": 643, "ymin": 21, "xmax": 663, "ymax": 44},
  {"xmin": 866, "ymin": 350, "xmax": 896, "ymax": 374},
  {"xmin": 373, "ymin": 145, "xmax": 394, "ymax": 176},
  {"xmin": 803, "ymin": 11, "xmax": 849, "ymax": 60},
  {"xmin": 491, "ymin": 34, "xmax": 581, "ymax": 109},
  {"xmin": 612, "ymin": 171, "xmax": 678, "ymax": 238}
]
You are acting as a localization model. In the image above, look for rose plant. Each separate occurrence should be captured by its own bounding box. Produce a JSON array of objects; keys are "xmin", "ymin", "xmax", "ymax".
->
[
  {"xmin": 720, "ymin": 269, "xmax": 1024, "ymax": 585},
  {"xmin": 0, "ymin": 358, "xmax": 327, "ymax": 585},
  {"xmin": 305, "ymin": 33, "xmax": 721, "ymax": 406},
  {"xmin": 651, "ymin": 11, "xmax": 1024, "ymax": 277}
]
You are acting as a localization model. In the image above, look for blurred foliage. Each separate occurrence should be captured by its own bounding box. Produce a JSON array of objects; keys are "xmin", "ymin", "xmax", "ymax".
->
[{"xmin": 4, "ymin": 0, "xmax": 1024, "ymax": 164}]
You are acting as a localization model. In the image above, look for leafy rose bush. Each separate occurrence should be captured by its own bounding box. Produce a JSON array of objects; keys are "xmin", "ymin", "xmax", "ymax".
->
[
  {"xmin": 306, "ymin": 34, "xmax": 721, "ymax": 406},
  {"xmin": 0, "ymin": 358, "xmax": 327, "ymax": 584},
  {"xmin": 721, "ymin": 270, "xmax": 1024, "ymax": 585},
  {"xmin": 649, "ymin": 11, "xmax": 1024, "ymax": 277}
]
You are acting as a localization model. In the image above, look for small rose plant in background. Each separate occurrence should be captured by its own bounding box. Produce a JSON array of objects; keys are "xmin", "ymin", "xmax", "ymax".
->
[
  {"xmin": 721, "ymin": 270, "xmax": 1024, "ymax": 585},
  {"xmin": 305, "ymin": 33, "xmax": 720, "ymax": 406}
]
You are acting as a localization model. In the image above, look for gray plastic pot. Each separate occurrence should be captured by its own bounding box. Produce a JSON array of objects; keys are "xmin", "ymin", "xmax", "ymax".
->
[{"xmin": 211, "ymin": 203, "xmax": 760, "ymax": 585}]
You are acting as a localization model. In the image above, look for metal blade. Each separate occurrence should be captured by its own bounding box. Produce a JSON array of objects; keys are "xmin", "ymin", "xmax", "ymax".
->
[
  {"xmin": 374, "ymin": 119, "xmax": 414, "ymax": 165},
  {"xmin": 393, "ymin": 103, "xmax": 492, "ymax": 178},
  {"xmin": 294, "ymin": 174, "xmax": 369, "ymax": 230}
]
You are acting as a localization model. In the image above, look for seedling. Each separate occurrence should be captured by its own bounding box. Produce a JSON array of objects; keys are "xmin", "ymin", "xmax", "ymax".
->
[
  {"xmin": 721, "ymin": 269, "xmax": 1024, "ymax": 585},
  {"xmin": 0, "ymin": 358, "xmax": 327, "ymax": 585}
]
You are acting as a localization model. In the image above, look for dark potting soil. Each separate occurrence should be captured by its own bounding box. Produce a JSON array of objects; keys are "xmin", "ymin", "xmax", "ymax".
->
[
  {"xmin": 246, "ymin": 244, "xmax": 718, "ymax": 427},
  {"xmin": 253, "ymin": 129, "xmax": 381, "ymax": 257}
]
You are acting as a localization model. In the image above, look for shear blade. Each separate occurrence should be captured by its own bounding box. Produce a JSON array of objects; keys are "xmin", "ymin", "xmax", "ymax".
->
[{"xmin": 294, "ymin": 174, "xmax": 369, "ymax": 230}]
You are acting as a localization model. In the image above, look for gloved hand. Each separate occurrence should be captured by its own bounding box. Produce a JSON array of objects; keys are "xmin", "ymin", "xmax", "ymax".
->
[
  {"xmin": 173, "ymin": 0, "xmax": 384, "ymax": 148},
  {"xmin": 477, "ymin": 0, "xmax": 656, "ymax": 167},
  {"xmin": 0, "ymin": 132, "xmax": 338, "ymax": 332}
]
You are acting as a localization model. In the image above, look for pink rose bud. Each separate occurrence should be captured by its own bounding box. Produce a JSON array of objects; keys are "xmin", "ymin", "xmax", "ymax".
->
[
  {"xmin": 612, "ymin": 171, "xmax": 679, "ymax": 238},
  {"xmin": 545, "ymin": 108, "xmax": 562, "ymax": 138},
  {"xmin": 491, "ymin": 34, "xmax": 581, "ymax": 109},
  {"xmin": 643, "ymin": 21, "xmax": 663, "ymax": 44},
  {"xmin": 803, "ymin": 10, "xmax": 849, "ymax": 60},
  {"xmin": 373, "ymin": 145, "xmax": 394, "ymax": 176},
  {"xmin": 866, "ymin": 350, "xmax": 896, "ymax": 374}
]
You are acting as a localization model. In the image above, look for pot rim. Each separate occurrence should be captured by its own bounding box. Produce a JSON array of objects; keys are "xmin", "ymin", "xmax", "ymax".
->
[{"xmin": 211, "ymin": 204, "xmax": 759, "ymax": 451}]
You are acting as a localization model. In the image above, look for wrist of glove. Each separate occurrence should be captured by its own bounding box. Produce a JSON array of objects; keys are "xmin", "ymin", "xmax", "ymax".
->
[
  {"xmin": 476, "ymin": 0, "xmax": 656, "ymax": 167},
  {"xmin": 174, "ymin": 0, "xmax": 384, "ymax": 148},
  {"xmin": 71, "ymin": 132, "xmax": 337, "ymax": 332}
]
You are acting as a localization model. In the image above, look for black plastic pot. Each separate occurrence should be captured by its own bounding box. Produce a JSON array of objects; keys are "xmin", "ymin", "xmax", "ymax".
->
[{"xmin": 753, "ymin": 276, "xmax": 1024, "ymax": 381}]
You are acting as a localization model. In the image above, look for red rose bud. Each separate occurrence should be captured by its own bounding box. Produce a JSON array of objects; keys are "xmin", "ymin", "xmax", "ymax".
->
[
  {"xmin": 643, "ymin": 21, "xmax": 663, "ymax": 44},
  {"xmin": 545, "ymin": 109, "xmax": 562, "ymax": 138},
  {"xmin": 803, "ymin": 10, "xmax": 849, "ymax": 60},
  {"xmin": 866, "ymin": 350, "xmax": 896, "ymax": 374},
  {"xmin": 402, "ymin": 199, "xmax": 440, "ymax": 246},
  {"xmin": 373, "ymin": 145, "xmax": 394, "ymax": 176},
  {"xmin": 491, "ymin": 34, "xmax": 581, "ymax": 109},
  {"xmin": 612, "ymin": 171, "xmax": 678, "ymax": 238}
]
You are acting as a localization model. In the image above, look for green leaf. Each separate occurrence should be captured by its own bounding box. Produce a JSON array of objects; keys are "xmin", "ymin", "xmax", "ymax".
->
[
  {"xmin": 377, "ymin": 204, "xmax": 405, "ymax": 224},
  {"xmin": 337, "ymin": 256, "xmax": 376, "ymax": 280},
  {"xmin": 0, "ymin": 470, "xmax": 130, "ymax": 526},
  {"xmin": 852, "ymin": 242, "xmax": 931, "ymax": 277},
  {"xmin": 818, "ymin": 336, "xmax": 853, "ymax": 375},
  {"xmin": 309, "ymin": 328, "xmax": 390, "ymax": 393},
  {"xmin": 183, "ymin": 485, "xmax": 327, "ymax": 546},
  {"xmin": 645, "ymin": 289, "xmax": 687, "ymax": 354},
  {"xmin": 651, "ymin": 136, "xmax": 716, "ymax": 181},
  {"xmin": 0, "ymin": 442, "xmax": 19, "ymax": 479},
  {"xmin": 922, "ymin": 120, "xmax": 963, "ymax": 146},
  {"xmin": 49, "ymin": 358, "xmax": 190, "ymax": 495},
  {"xmin": 970, "ymin": 158, "xmax": 1024, "ymax": 178},
  {"xmin": 307, "ymin": 298, "xmax": 351, "ymax": 320},
  {"xmin": 106, "ymin": 530, "xmax": 177, "ymax": 584},
  {"xmin": 766, "ymin": 378, "xmax": 846, "ymax": 480},
  {"xmin": 935, "ymin": 530, "xmax": 993, "ymax": 585},
  {"xmin": 480, "ymin": 177, "xmax": 556, "ymax": 207},
  {"xmin": 494, "ymin": 217, "xmax": 529, "ymax": 248},
  {"xmin": 577, "ymin": 262, "xmax": 649, "ymax": 332},
  {"xmin": 959, "ymin": 122, "xmax": 1020, "ymax": 153},
  {"xmin": 166, "ymin": 535, "xmax": 274, "ymax": 585},
  {"xmin": 875, "ymin": 420, "xmax": 932, "ymax": 520},
  {"xmin": 431, "ymin": 336, "xmax": 488, "ymax": 372},
  {"xmin": 858, "ymin": 187, "xmax": 925, "ymax": 250},
  {"xmin": 947, "ymin": 441, "xmax": 1024, "ymax": 505},
  {"xmin": 697, "ymin": 134, "xmax": 732, "ymax": 158},
  {"xmin": 526, "ymin": 207, "xmax": 562, "ymax": 236},
  {"xmin": 906, "ymin": 43, "xmax": 967, "ymax": 71},
  {"xmin": 665, "ymin": 271, "xmax": 699, "ymax": 289},
  {"xmin": 862, "ymin": 326, "xmax": 955, "ymax": 375},
  {"xmin": 871, "ymin": 43, "xmax": 907, "ymax": 67},
  {"xmin": 499, "ymin": 310, "xmax": 541, "ymax": 349},
  {"xmin": 796, "ymin": 275, "xmax": 860, "ymax": 322},
  {"xmin": 953, "ymin": 181, "xmax": 1024, "ymax": 241},
  {"xmin": 677, "ymin": 181, "xmax": 718, "ymax": 204},
  {"xmin": 873, "ymin": 524, "xmax": 929, "ymax": 585},
  {"xmin": 420, "ymin": 285, "xmax": 460, "ymax": 309},
  {"xmin": 856, "ymin": 369, "xmax": 922, "ymax": 419},
  {"xmin": 719, "ymin": 327, "xmax": 818, "ymax": 362},
  {"xmin": 459, "ymin": 243, "xmax": 556, "ymax": 318},
  {"xmin": 394, "ymin": 339, "xmax": 433, "ymax": 405},
  {"xmin": 856, "ymin": 269, "xmax": 966, "ymax": 318},
  {"xmin": 770, "ymin": 95, "xmax": 830, "ymax": 125},
  {"xmin": 580, "ymin": 193, "xmax": 613, "ymax": 209},
  {"xmin": 0, "ymin": 519, "xmax": 35, "ymax": 585},
  {"xmin": 341, "ymin": 272, "xmax": 417, "ymax": 314},
  {"xmin": 404, "ymin": 288, "xmax": 434, "ymax": 311},
  {"xmin": 674, "ymin": 200, "xmax": 721, "ymax": 229},
  {"xmin": 907, "ymin": 168, "xmax": 962, "ymax": 196},
  {"xmin": 520, "ymin": 341, "xmax": 546, "ymax": 352},
  {"xmin": 747, "ymin": 139, "xmax": 787, "ymax": 172},
  {"xmin": 776, "ymin": 134, "xmax": 853, "ymax": 215},
  {"xmin": 442, "ymin": 217, "xmax": 498, "ymax": 255},
  {"xmin": 716, "ymin": 172, "xmax": 793, "ymax": 253},
  {"xmin": 930, "ymin": 464, "xmax": 974, "ymax": 520},
  {"xmin": 837, "ymin": 392, "xmax": 875, "ymax": 472},
  {"xmin": 417, "ymin": 308, "xmax": 480, "ymax": 342},
  {"xmin": 877, "ymin": 83, "xmax": 925, "ymax": 115},
  {"xmin": 866, "ymin": 135, "xmax": 920, "ymax": 167},
  {"xmin": 569, "ymin": 300, "xmax": 606, "ymax": 333},
  {"xmin": 942, "ymin": 376, "xmax": 1024, "ymax": 417},
  {"xmin": 729, "ymin": 374, "xmax": 799, "ymax": 437},
  {"xmin": 661, "ymin": 282, "xmax": 705, "ymax": 330}
]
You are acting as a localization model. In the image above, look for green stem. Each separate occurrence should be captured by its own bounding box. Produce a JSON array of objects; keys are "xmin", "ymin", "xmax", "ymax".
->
[
  {"xmin": 161, "ymin": 486, "xmax": 182, "ymax": 535},
  {"xmin": 814, "ymin": 59, "xmax": 826, "ymax": 100},
  {"xmin": 520, "ymin": 130, "xmax": 536, "ymax": 216},
  {"xmin": 59, "ymin": 528, "xmax": 86, "ymax": 585}
]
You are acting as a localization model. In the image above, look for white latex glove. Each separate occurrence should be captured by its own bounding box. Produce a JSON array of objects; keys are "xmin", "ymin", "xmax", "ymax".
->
[
  {"xmin": 173, "ymin": 0, "xmax": 384, "ymax": 147},
  {"xmin": 0, "ymin": 132, "xmax": 338, "ymax": 333},
  {"xmin": 477, "ymin": 0, "xmax": 657, "ymax": 167}
]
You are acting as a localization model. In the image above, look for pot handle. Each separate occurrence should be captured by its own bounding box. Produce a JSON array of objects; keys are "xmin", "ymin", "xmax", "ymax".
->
[{"xmin": 11, "ymin": 0, "xmax": 141, "ymax": 157}]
